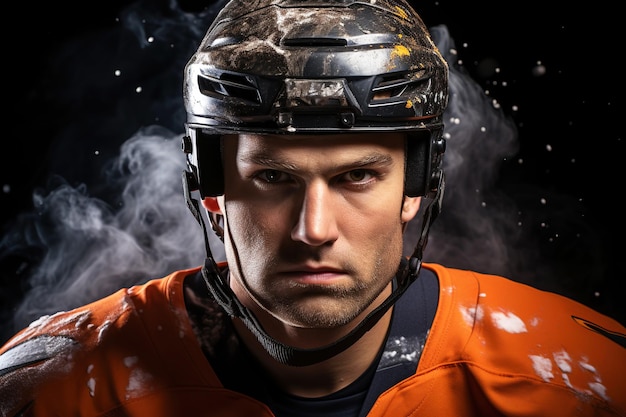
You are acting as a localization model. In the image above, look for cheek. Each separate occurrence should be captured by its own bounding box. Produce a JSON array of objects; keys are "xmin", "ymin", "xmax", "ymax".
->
[
  {"xmin": 340, "ymin": 197, "xmax": 405, "ymax": 245},
  {"xmin": 224, "ymin": 200, "xmax": 285, "ymax": 249}
]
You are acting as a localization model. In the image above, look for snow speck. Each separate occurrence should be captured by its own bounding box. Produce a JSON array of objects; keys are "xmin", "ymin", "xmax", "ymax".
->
[
  {"xmin": 529, "ymin": 354, "xmax": 554, "ymax": 381},
  {"xmin": 578, "ymin": 358, "xmax": 609, "ymax": 401},
  {"xmin": 124, "ymin": 356, "xmax": 139, "ymax": 368},
  {"xmin": 27, "ymin": 313, "xmax": 57, "ymax": 329},
  {"xmin": 491, "ymin": 311, "xmax": 527, "ymax": 333},
  {"xmin": 384, "ymin": 336, "xmax": 418, "ymax": 363},
  {"xmin": 380, "ymin": 334, "xmax": 427, "ymax": 367},
  {"xmin": 442, "ymin": 285, "xmax": 454, "ymax": 295},
  {"xmin": 87, "ymin": 377, "xmax": 96, "ymax": 397},
  {"xmin": 460, "ymin": 305, "xmax": 484, "ymax": 327},
  {"xmin": 579, "ymin": 360, "xmax": 597, "ymax": 374},
  {"xmin": 532, "ymin": 62, "xmax": 547, "ymax": 77},
  {"xmin": 11, "ymin": 310, "xmax": 91, "ymax": 345},
  {"xmin": 125, "ymin": 367, "xmax": 154, "ymax": 400},
  {"xmin": 589, "ymin": 382, "xmax": 609, "ymax": 401},
  {"xmin": 97, "ymin": 320, "xmax": 112, "ymax": 344},
  {"xmin": 75, "ymin": 312, "xmax": 91, "ymax": 329},
  {"xmin": 561, "ymin": 372, "xmax": 573, "ymax": 388},
  {"xmin": 553, "ymin": 350, "xmax": 572, "ymax": 373}
]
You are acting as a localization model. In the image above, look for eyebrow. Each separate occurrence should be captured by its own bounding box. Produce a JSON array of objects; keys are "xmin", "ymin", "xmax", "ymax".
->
[
  {"xmin": 240, "ymin": 152, "xmax": 299, "ymax": 171},
  {"xmin": 239, "ymin": 151, "xmax": 395, "ymax": 172}
]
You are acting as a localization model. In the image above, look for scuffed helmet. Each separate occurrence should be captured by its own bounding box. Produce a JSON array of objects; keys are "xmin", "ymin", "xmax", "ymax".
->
[{"xmin": 182, "ymin": 0, "xmax": 448, "ymax": 198}]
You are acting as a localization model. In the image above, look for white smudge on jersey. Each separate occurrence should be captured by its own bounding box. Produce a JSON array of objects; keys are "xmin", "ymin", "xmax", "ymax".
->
[
  {"xmin": 529, "ymin": 354, "xmax": 554, "ymax": 381},
  {"xmin": 491, "ymin": 310, "xmax": 527, "ymax": 334}
]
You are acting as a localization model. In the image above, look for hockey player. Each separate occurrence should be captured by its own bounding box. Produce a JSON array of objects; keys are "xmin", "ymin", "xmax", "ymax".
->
[{"xmin": 1, "ymin": 1, "xmax": 624, "ymax": 416}]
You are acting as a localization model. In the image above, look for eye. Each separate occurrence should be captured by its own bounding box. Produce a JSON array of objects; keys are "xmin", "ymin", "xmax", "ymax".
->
[
  {"xmin": 258, "ymin": 169, "xmax": 289, "ymax": 183},
  {"xmin": 344, "ymin": 169, "xmax": 374, "ymax": 183}
]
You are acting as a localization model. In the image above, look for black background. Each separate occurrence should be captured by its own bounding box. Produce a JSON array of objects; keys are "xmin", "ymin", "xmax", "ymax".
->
[{"xmin": 1, "ymin": 0, "xmax": 623, "ymax": 342}]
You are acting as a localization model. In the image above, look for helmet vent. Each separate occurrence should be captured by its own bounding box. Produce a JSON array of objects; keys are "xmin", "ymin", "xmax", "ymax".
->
[
  {"xmin": 369, "ymin": 71, "xmax": 428, "ymax": 107},
  {"xmin": 197, "ymin": 72, "xmax": 261, "ymax": 105},
  {"xmin": 283, "ymin": 37, "xmax": 348, "ymax": 47}
]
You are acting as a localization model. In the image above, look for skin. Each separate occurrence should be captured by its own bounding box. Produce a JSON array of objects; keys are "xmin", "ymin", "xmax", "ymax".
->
[{"xmin": 203, "ymin": 132, "xmax": 421, "ymax": 397}]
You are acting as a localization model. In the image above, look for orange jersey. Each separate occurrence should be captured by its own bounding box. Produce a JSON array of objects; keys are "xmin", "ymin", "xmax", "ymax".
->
[{"xmin": 1, "ymin": 263, "xmax": 625, "ymax": 416}]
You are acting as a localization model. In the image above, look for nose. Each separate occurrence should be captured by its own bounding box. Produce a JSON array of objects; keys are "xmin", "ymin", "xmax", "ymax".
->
[{"xmin": 291, "ymin": 181, "xmax": 339, "ymax": 246}]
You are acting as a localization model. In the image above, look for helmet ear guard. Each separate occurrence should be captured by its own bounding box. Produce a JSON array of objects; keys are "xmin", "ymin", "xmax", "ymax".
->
[
  {"xmin": 405, "ymin": 128, "xmax": 445, "ymax": 198},
  {"xmin": 182, "ymin": 129, "xmax": 223, "ymax": 198}
]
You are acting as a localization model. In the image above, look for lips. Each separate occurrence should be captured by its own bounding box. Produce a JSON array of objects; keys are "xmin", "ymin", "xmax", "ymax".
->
[{"xmin": 278, "ymin": 265, "xmax": 348, "ymax": 285}]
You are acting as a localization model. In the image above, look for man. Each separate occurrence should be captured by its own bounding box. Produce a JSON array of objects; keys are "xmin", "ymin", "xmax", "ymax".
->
[{"xmin": 1, "ymin": 1, "xmax": 624, "ymax": 416}]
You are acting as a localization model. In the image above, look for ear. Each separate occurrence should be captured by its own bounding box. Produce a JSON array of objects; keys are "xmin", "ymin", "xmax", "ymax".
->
[
  {"xmin": 201, "ymin": 197, "xmax": 223, "ymax": 214},
  {"xmin": 401, "ymin": 196, "xmax": 421, "ymax": 223}
]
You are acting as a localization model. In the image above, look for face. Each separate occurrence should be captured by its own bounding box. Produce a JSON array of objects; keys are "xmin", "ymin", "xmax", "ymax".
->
[{"xmin": 208, "ymin": 132, "xmax": 420, "ymax": 330}]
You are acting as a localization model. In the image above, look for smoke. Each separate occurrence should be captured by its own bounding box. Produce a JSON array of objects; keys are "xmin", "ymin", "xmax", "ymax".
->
[
  {"xmin": 408, "ymin": 25, "xmax": 524, "ymax": 276},
  {"xmin": 0, "ymin": 0, "xmax": 226, "ymax": 342},
  {"xmin": 3, "ymin": 127, "xmax": 212, "ymax": 319},
  {"xmin": 0, "ymin": 3, "xmax": 545, "ymax": 342}
]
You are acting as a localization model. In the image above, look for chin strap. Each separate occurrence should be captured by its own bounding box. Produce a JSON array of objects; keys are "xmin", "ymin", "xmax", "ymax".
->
[{"xmin": 182, "ymin": 171, "xmax": 444, "ymax": 367}]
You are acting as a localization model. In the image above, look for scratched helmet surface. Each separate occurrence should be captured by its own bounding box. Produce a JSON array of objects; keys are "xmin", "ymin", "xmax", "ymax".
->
[{"xmin": 182, "ymin": 0, "xmax": 449, "ymax": 197}]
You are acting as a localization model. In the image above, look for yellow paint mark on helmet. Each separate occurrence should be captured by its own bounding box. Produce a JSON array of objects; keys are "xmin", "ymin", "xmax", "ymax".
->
[
  {"xmin": 387, "ymin": 45, "xmax": 410, "ymax": 71},
  {"xmin": 392, "ymin": 45, "xmax": 410, "ymax": 58},
  {"xmin": 394, "ymin": 6, "xmax": 409, "ymax": 19}
]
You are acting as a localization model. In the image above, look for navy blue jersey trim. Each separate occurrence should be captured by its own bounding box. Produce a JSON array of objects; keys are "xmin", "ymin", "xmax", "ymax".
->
[{"xmin": 357, "ymin": 265, "xmax": 439, "ymax": 417}]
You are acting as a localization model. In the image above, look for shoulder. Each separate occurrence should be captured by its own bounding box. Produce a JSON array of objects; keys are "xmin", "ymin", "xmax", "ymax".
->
[
  {"xmin": 0, "ymin": 267, "xmax": 200, "ymax": 416},
  {"xmin": 421, "ymin": 263, "xmax": 626, "ymax": 414},
  {"xmin": 0, "ymin": 268, "xmax": 192, "ymax": 354},
  {"xmin": 424, "ymin": 262, "xmax": 625, "ymax": 336}
]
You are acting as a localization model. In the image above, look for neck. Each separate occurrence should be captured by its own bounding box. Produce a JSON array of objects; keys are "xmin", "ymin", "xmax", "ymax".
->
[{"xmin": 232, "ymin": 284, "xmax": 393, "ymax": 398}]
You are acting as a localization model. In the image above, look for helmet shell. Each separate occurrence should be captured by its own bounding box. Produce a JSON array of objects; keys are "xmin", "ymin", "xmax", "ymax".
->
[{"xmin": 184, "ymin": 0, "xmax": 448, "ymax": 132}]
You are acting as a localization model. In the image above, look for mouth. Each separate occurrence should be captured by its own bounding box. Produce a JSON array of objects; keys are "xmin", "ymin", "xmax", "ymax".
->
[{"xmin": 278, "ymin": 265, "xmax": 349, "ymax": 286}]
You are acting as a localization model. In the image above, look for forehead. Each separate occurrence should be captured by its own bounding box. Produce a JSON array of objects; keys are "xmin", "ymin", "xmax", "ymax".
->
[{"xmin": 224, "ymin": 132, "xmax": 407, "ymax": 154}]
